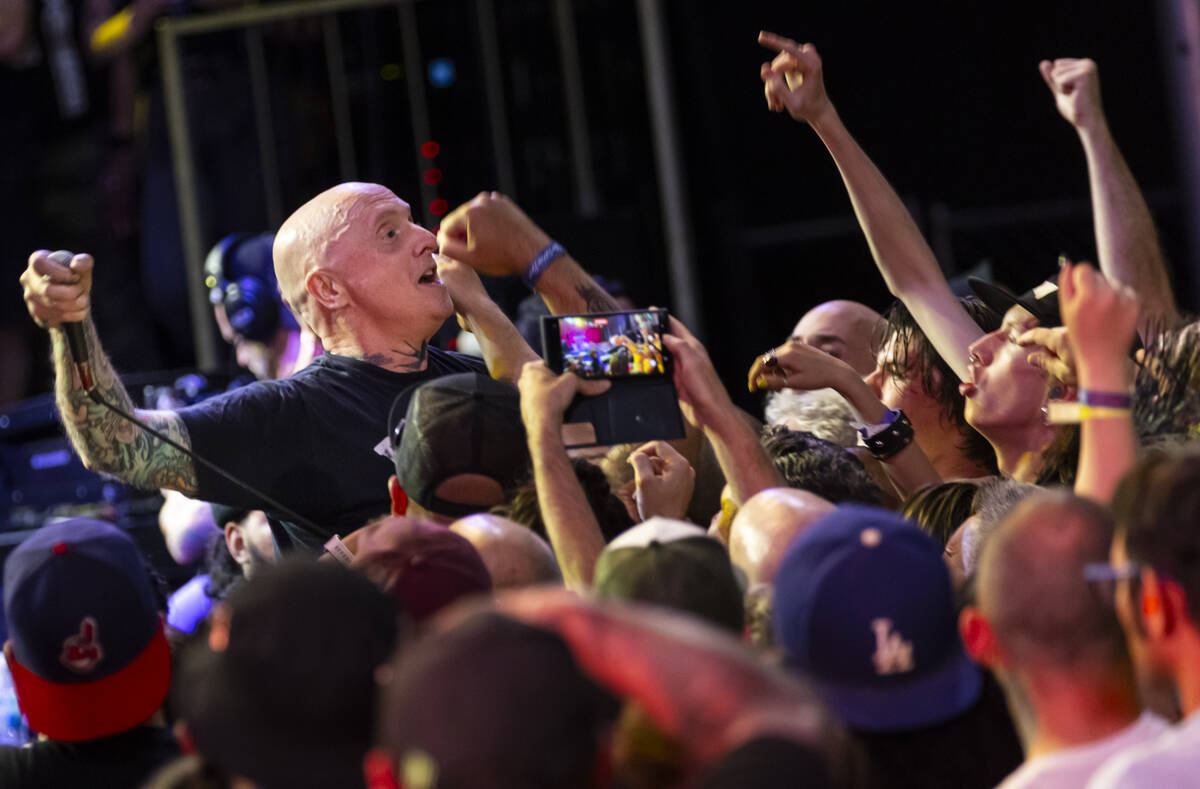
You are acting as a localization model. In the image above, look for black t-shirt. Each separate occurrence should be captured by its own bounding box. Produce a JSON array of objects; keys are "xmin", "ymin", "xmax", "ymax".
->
[
  {"xmin": 177, "ymin": 349, "xmax": 487, "ymax": 551},
  {"xmin": 0, "ymin": 725, "xmax": 181, "ymax": 788}
]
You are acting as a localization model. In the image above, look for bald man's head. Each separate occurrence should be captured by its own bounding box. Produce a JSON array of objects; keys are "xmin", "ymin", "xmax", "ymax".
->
[
  {"xmin": 729, "ymin": 488, "xmax": 836, "ymax": 586},
  {"xmin": 792, "ymin": 300, "xmax": 884, "ymax": 376},
  {"xmin": 273, "ymin": 182, "xmax": 383, "ymax": 321},
  {"xmin": 450, "ymin": 514, "xmax": 562, "ymax": 589},
  {"xmin": 976, "ymin": 491, "xmax": 1125, "ymax": 669}
]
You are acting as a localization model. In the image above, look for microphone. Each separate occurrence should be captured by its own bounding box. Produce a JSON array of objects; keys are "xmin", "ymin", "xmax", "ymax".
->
[{"xmin": 48, "ymin": 250, "xmax": 95, "ymax": 392}]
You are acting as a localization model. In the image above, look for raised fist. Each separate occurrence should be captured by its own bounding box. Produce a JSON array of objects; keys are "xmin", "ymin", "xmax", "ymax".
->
[
  {"xmin": 20, "ymin": 249, "xmax": 93, "ymax": 329},
  {"xmin": 1040, "ymin": 58, "xmax": 1104, "ymax": 131}
]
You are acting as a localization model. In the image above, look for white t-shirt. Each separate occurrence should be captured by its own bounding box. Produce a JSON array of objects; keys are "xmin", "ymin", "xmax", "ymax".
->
[
  {"xmin": 997, "ymin": 712, "xmax": 1169, "ymax": 789},
  {"xmin": 1087, "ymin": 709, "xmax": 1200, "ymax": 789}
]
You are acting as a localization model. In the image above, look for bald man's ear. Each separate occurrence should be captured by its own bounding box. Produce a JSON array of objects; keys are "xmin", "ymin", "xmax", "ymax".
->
[
  {"xmin": 389, "ymin": 475, "xmax": 408, "ymax": 516},
  {"xmin": 959, "ymin": 607, "xmax": 1000, "ymax": 668},
  {"xmin": 305, "ymin": 269, "xmax": 349, "ymax": 311}
]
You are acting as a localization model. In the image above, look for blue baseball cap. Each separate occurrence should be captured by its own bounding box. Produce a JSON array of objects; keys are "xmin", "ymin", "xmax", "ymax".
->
[
  {"xmin": 3, "ymin": 518, "xmax": 170, "ymax": 742},
  {"xmin": 772, "ymin": 505, "xmax": 980, "ymax": 732}
]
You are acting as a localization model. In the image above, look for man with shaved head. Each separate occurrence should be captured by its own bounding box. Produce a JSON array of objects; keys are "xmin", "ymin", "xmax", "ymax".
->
[
  {"xmin": 791, "ymin": 300, "xmax": 883, "ymax": 376},
  {"xmin": 450, "ymin": 514, "xmax": 562, "ymax": 589},
  {"xmin": 19, "ymin": 183, "xmax": 549, "ymax": 551},
  {"xmin": 958, "ymin": 491, "xmax": 1166, "ymax": 789},
  {"xmin": 729, "ymin": 487, "xmax": 835, "ymax": 587}
]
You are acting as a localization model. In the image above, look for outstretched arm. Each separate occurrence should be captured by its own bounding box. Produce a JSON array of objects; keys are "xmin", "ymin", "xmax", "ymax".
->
[
  {"xmin": 759, "ymin": 31, "xmax": 983, "ymax": 382},
  {"xmin": 663, "ymin": 318, "xmax": 784, "ymax": 506},
  {"xmin": 21, "ymin": 250, "xmax": 198, "ymax": 493},
  {"xmin": 437, "ymin": 254, "xmax": 539, "ymax": 383},
  {"xmin": 437, "ymin": 192, "xmax": 622, "ymax": 316},
  {"xmin": 518, "ymin": 361, "xmax": 612, "ymax": 589},
  {"xmin": 1058, "ymin": 262, "xmax": 1139, "ymax": 503},
  {"xmin": 1040, "ymin": 58, "xmax": 1178, "ymax": 340},
  {"xmin": 748, "ymin": 339, "xmax": 941, "ymax": 496}
]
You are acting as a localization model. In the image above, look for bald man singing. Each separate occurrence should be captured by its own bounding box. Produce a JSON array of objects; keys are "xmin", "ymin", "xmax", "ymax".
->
[{"xmin": 19, "ymin": 184, "xmax": 564, "ymax": 551}]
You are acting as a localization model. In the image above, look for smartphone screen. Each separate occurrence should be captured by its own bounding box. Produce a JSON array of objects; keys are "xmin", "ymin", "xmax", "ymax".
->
[{"xmin": 544, "ymin": 309, "xmax": 670, "ymax": 379}]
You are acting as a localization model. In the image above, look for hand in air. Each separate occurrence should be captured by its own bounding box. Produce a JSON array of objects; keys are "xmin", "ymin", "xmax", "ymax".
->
[
  {"xmin": 629, "ymin": 440, "xmax": 696, "ymax": 522},
  {"xmin": 437, "ymin": 192, "xmax": 552, "ymax": 278},
  {"xmin": 20, "ymin": 249, "xmax": 93, "ymax": 329},
  {"xmin": 1039, "ymin": 58, "xmax": 1104, "ymax": 131},
  {"xmin": 746, "ymin": 337, "xmax": 856, "ymax": 393},
  {"xmin": 758, "ymin": 31, "xmax": 833, "ymax": 124},
  {"xmin": 661, "ymin": 317, "xmax": 735, "ymax": 430},
  {"xmin": 517, "ymin": 360, "xmax": 610, "ymax": 431},
  {"xmin": 1058, "ymin": 261, "xmax": 1138, "ymax": 378}
]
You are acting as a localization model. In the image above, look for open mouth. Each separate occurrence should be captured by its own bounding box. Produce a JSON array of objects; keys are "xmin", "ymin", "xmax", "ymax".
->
[{"xmin": 417, "ymin": 264, "xmax": 440, "ymax": 285}]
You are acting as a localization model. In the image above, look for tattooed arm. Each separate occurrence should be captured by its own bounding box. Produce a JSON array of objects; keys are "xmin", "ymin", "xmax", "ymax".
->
[
  {"xmin": 437, "ymin": 192, "xmax": 623, "ymax": 316},
  {"xmin": 22, "ymin": 250, "xmax": 198, "ymax": 493},
  {"xmin": 53, "ymin": 320, "xmax": 199, "ymax": 493}
]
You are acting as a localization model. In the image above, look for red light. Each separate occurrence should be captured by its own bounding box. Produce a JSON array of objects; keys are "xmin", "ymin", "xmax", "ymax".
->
[
  {"xmin": 424, "ymin": 168, "xmax": 443, "ymax": 185},
  {"xmin": 430, "ymin": 198, "xmax": 448, "ymax": 216},
  {"xmin": 421, "ymin": 141, "xmax": 440, "ymax": 159}
]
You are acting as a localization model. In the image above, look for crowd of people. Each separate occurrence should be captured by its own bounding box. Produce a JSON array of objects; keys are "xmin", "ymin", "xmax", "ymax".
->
[{"xmin": 4, "ymin": 27, "xmax": 1200, "ymax": 789}]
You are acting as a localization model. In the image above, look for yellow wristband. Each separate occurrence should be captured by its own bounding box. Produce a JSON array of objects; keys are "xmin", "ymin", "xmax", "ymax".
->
[{"xmin": 1045, "ymin": 401, "xmax": 1132, "ymax": 425}]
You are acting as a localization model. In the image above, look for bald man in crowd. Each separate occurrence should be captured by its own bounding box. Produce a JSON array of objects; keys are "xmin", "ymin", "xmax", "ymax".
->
[
  {"xmin": 729, "ymin": 487, "xmax": 835, "ymax": 587},
  {"xmin": 19, "ymin": 184, "xmax": 600, "ymax": 551},
  {"xmin": 959, "ymin": 491, "xmax": 1166, "ymax": 789},
  {"xmin": 450, "ymin": 514, "xmax": 562, "ymax": 589},
  {"xmin": 791, "ymin": 300, "xmax": 883, "ymax": 376}
]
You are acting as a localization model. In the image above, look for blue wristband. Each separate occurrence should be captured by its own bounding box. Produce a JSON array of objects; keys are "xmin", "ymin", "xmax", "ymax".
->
[
  {"xmin": 522, "ymin": 241, "xmax": 566, "ymax": 289},
  {"xmin": 1078, "ymin": 389, "xmax": 1132, "ymax": 409}
]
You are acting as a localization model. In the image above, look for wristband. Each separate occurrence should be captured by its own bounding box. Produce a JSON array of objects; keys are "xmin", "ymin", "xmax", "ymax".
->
[
  {"xmin": 1078, "ymin": 389, "xmax": 1133, "ymax": 409},
  {"xmin": 323, "ymin": 535, "xmax": 355, "ymax": 567},
  {"xmin": 857, "ymin": 409, "xmax": 915, "ymax": 460},
  {"xmin": 1044, "ymin": 400, "xmax": 1131, "ymax": 425},
  {"xmin": 522, "ymin": 241, "xmax": 566, "ymax": 289}
]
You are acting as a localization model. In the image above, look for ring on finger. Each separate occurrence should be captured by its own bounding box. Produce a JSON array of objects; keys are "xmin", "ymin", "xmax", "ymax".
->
[{"xmin": 761, "ymin": 351, "xmax": 779, "ymax": 370}]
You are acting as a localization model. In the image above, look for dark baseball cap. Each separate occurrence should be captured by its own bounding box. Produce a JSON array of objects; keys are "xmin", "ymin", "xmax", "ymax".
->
[
  {"xmin": 773, "ymin": 505, "xmax": 981, "ymax": 732},
  {"xmin": 388, "ymin": 373, "xmax": 530, "ymax": 519},
  {"xmin": 968, "ymin": 276, "xmax": 1061, "ymax": 327}
]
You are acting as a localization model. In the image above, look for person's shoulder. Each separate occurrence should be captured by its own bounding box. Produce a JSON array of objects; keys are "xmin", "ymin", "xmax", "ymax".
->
[
  {"xmin": 1086, "ymin": 720, "xmax": 1195, "ymax": 789},
  {"xmin": 427, "ymin": 346, "xmax": 488, "ymax": 374}
]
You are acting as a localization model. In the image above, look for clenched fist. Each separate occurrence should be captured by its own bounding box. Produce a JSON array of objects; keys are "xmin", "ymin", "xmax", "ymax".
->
[{"xmin": 20, "ymin": 249, "xmax": 93, "ymax": 329}]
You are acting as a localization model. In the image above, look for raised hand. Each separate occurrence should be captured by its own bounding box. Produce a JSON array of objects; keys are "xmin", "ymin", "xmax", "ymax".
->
[
  {"xmin": 20, "ymin": 249, "xmax": 93, "ymax": 329},
  {"xmin": 517, "ymin": 360, "xmax": 610, "ymax": 432},
  {"xmin": 747, "ymin": 337, "xmax": 857, "ymax": 393},
  {"xmin": 758, "ymin": 31, "xmax": 833, "ymax": 125},
  {"xmin": 1058, "ymin": 262, "xmax": 1138, "ymax": 382},
  {"xmin": 1039, "ymin": 58, "xmax": 1104, "ymax": 132},
  {"xmin": 629, "ymin": 440, "xmax": 696, "ymax": 522},
  {"xmin": 436, "ymin": 192, "xmax": 552, "ymax": 278},
  {"xmin": 661, "ymin": 317, "xmax": 735, "ymax": 430}
]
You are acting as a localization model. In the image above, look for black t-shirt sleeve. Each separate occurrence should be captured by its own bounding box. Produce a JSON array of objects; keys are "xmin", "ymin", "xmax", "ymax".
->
[
  {"xmin": 432, "ymin": 348, "xmax": 489, "ymax": 375},
  {"xmin": 175, "ymin": 380, "xmax": 312, "ymax": 511}
]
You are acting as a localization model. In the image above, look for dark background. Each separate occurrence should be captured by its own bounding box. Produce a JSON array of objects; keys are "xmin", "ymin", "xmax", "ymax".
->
[{"xmin": 6, "ymin": 0, "xmax": 1193, "ymax": 406}]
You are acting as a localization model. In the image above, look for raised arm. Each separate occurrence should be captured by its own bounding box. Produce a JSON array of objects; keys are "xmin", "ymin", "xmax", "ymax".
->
[
  {"xmin": 1058, "ymin": 262, "xmax": 1139, "ymax": 503},
  {"xmin": 663, "ymin": 318, "xmax": 784, "ymax": 506},
  {"xmin": 748, "ymin": 338, "xmax": 941, "ymax": 496},
  {"xmin": 436, "ymin": 192, "xmax": 622, "ymax": 316},
  {"xmin": 759, "ymin": 31, "xmax": 983, "ymax": 382},
  {"xmin": 517, "ymin": 360, "xmax": 612, "ymax": 589},
  {"xmin": 436, "ymin": 254, "xmax": 539, "ymax": 383},
  {"xmin": 20, "ymin": 250, "xmax": 198, "ymax": 493},
  {"xmin": 1041, "ymin": 58, "xmax": 1178, "ymax": 340}
]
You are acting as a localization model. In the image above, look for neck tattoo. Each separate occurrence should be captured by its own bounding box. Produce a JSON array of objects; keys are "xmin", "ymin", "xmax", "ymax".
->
[{"xmin": 360, "ymin": 340, "xmax": 429, "ymax": 372}]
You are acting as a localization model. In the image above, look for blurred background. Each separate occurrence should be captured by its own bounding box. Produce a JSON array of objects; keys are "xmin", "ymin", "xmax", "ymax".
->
[{"xmin": 1, "ymin": 0, "xmax": 1197, "ymax": 537}]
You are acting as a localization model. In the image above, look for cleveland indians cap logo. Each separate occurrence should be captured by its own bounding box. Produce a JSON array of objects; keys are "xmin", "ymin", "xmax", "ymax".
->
[{"xmin": 60, "ymin": 617, "xmax": 104, "ymax": 673}]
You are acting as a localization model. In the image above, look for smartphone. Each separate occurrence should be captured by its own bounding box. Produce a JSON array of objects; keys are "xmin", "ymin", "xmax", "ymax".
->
[{"xmin": 541, "ymin": 309, "xmax": 671, "ymax": 379}]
